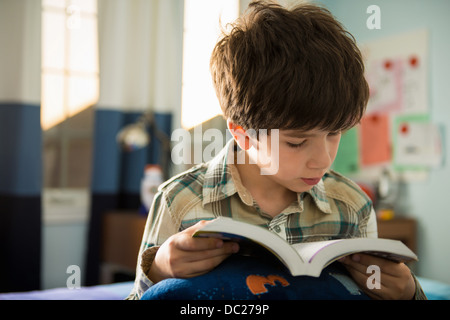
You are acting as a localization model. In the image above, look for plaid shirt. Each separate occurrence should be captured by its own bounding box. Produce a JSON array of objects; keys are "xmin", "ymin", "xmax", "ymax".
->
[{"xmin": 127, "ymin": 139, "xmax": 427, "ymax": 300}]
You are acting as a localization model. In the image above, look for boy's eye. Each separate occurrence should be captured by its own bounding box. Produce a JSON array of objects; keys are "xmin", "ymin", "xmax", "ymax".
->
[
  {"xmin": 328, "ymin": 131, "xmax": 341, "ymax": 136},
  {"xmin": 287, "ymin": 141, "xmax": 306, "ymax": 148}
]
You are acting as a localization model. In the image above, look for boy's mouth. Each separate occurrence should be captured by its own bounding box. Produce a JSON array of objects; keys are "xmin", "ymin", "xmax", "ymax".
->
[{"xmin": 301, "ymin": 177, "xmax": 322, "ymax": 186}]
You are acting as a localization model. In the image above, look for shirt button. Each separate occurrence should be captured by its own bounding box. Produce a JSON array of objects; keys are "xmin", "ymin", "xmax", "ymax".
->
[{"xmin": 273, "ymin": 225, "xmax": 281, "ymax": 233}]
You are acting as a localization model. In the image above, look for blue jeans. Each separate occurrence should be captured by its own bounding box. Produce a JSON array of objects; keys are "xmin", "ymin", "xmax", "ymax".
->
[{"xmin": 141, "ymin": 255, "xmax": 370, "ymax": 300}]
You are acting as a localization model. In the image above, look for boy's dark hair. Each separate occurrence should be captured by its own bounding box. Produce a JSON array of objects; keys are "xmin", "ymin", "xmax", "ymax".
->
[{"xmin": 210, "ymin": 0, "xmax": 369, "ymax": 132}]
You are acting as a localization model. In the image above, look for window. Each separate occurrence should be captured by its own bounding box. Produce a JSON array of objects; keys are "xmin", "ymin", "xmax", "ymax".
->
[
  {"xmin": 41, "ymin": 0, "xmax": 99, "ymax": 188},
  {"xmin": 181, "ymin": 0, "xmax": 239, "ymax": 129}
]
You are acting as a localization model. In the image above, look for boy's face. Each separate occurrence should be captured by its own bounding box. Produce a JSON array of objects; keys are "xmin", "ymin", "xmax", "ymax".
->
[{"xmin": 249, "ymin": 128, "xmax": 341, "ymax": 193}]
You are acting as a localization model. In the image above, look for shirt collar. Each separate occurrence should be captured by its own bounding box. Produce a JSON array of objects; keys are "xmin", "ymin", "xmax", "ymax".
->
[
  {"xmin": 202, "ymin": 138, "xmax": 333, "ymax": 215},
  {"xmin": 301, "ymin": 178, "xmax": 333, "ymax": 214},
  {"xmin": 202, "ymin": 139, "xmax": 239, "ymax": 206}
]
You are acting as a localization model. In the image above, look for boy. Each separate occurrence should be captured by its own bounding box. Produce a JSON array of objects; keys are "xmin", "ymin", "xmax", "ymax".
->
[{"xmin": 128, "ymin": 0, "xmax": 425, "ymax": 300}]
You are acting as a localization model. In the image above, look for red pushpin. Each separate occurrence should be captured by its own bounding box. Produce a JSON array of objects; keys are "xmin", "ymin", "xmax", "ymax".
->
[
  {"xmin": 400, "ymin": 123, "xmax": 409, "ymax": 135},
  {"xmin": 384, "ymin": 60, "xmax": 392, "ymax": 70},
  {"xmin": 409, "ymin": 56, "xmax": 419, "ymax": 68}
]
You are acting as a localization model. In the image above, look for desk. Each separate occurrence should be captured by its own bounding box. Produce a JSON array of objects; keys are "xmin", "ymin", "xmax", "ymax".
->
[
  {"xmin": 101, "ymin": 211, "xmax": 147, "ymax": 283},
  {"xmin": 377, "ymin": 217, "xmax": 417, "ymax": 253}
]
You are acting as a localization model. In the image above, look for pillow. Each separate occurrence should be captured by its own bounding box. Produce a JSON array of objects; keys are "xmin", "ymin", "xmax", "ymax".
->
[{"xmin": 141, "ymin": 255, "xmax": 370, "ymax": 300}]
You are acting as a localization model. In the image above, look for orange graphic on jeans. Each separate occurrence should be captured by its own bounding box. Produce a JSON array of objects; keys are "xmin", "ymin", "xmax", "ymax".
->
[{"xmin": 246, "ymin": 274, "xmax": 290, "ymax": 295}]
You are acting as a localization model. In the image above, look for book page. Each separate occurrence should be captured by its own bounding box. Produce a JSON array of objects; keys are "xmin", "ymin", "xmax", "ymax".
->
[
  {"xmin": 195, "ymin": 217, "xmax": 307, "ymax": 270},
  {"xmin": 291, "ymin": 238, "xmax": 417, "ymax": 268},
  {"xmin": 291, "ymin": 240, "xmax": 343, "ymax": 264}
]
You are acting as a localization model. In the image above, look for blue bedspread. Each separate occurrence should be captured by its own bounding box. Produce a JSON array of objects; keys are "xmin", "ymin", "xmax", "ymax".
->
[
  {"xmin": 417, "ymin": 277, "xmax": 450, "ymax": 300},
  {"xmin": 0, "ymin": 281, "xmax": 132, "ymax": 300},
  {"xmin": 1, "ymin": 277, "xmax": 449, "ymax": 300}
]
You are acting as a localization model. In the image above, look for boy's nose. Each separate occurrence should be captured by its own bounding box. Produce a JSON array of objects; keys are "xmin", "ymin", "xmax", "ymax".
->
[{"xmin": 306, "ymin": 143, "xmax": 332, "ymax": 170}]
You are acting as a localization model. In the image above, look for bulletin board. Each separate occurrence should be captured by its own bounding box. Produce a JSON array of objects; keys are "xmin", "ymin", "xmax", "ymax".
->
[{"xmin": 333, "ymin": 29, "xmax": 443, "ymax": 181}]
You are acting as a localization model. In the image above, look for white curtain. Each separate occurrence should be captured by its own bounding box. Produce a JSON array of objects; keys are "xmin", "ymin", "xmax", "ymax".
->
[
  {"xmin": 97, "ymin": 0, "xmax": 184, "ymax": 114},
  {"xmin": 86, "ymin": 0, "xmax": 184, "ymax": 285}
]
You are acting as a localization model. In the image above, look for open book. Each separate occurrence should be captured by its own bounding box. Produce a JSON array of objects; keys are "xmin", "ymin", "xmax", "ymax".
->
[{"xmin": 193, "ymin": 217, "xmax": 418, "ymax": 277}]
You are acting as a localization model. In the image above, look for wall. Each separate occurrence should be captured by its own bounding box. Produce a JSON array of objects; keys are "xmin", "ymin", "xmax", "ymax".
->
[
  {"xmin": 85, "ymin": 0, "xmax": 184, "ymax": 285},
  {"xmin": 0, "ymin": 0, "xmax": 88, "ymax": 292},
  {"xmin": 0, "ymin": 0, "xmax": 42, "ymax": 292},
  {"xmin": 318, "ymin": 0, "xmax": 450, "ymax": 283}
]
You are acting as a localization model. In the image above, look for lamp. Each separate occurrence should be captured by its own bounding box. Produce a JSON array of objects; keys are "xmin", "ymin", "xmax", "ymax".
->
[
  {"xmin": 116, "ymin": 112, "xmax": 170, "ymax": 152},
  {"xmin": 116, "ymin": 114, "xmax": 151, "ymax": 152},
  {"xmin": 116, "ymin": 111, "xmax": 172, "ymax": 179}
]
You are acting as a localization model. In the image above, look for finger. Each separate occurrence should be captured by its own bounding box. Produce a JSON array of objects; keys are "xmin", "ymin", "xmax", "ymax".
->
[
  {"xmin": 174, "ymin": 231, "xmax": 226, "ymax": 251},
  {"xmin": 339, "ymin": 255, "xmax": 368, "ymax": 273},
  {"xmin": 183, "ymin": 219, "xmax": 214, "ymax": 234},
  {"xmin": 340, "ymin": 253, "xmax": 381, "ymax": 266},
  {"xmin": 182, "ymin": 242, "xmax": 239, "ymax": 263},
  {"xmin": 174, "ymin": 220, "xmax": 223, "ymax": 251},
  {"xmin": 187, "ymin": 253, "xmax": 233, "ymax": 277},
  {"xmin": 169, "ymin": 240, "xmax": 238, "ymax": 266},
  {"xmin": 340, "ymin": 255, "xmax": 396, "ymax": 286},
  {"xmin": 341, "ymin": 263, "xmax": 387, "ymax": 300},
  {"xmin": 345, "ymin": 264, "xmax": 413, "ymax": 300},
  {"xmin": 175, "ymin": 252, "xmax": 234, "ymax": 278},
  {"xmin": 341, "ymin": 256, "xmax": 415, "ymax": 299},
  {"xmin": 341, "ymin": 254, "xmax": 406, "ymax": 278}
]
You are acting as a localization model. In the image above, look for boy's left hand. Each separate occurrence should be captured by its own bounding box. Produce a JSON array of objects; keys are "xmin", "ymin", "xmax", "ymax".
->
[{"xmin": 339, "ymin": 253, "xmax": 416, "ymax": 300}]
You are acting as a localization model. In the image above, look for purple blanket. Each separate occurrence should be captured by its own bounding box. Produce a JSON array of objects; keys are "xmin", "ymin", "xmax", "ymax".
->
[{"xmin": 0, "ymin": 281, "xmax": 133, "ymax": 300}]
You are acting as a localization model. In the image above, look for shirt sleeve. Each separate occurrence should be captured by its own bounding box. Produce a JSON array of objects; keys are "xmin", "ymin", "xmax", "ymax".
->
[
  {"xmin": 126, "ymin": 191, "xmax": 179, "ymax": 300},
  {"xmin": 359, "ymin": 207, "xmax": 427, "ymax": 300},
  {"xmin": 412, "ymin": 273, "xmax": 428, "ymax": 300},
  {"xmin": 366, "ymin": 208, "xmax": 378, "ymax": 239}
]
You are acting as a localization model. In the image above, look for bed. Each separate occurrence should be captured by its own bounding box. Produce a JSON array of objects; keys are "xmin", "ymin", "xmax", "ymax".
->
[
  {"xmin": 0, "ymin": 281, "xmax": 133, "ymax": 300},
  {"xmin": 1, "ymin": 277, "xmax": 449, "ymax": 300},
  {"xmin": 415, "ymin": 277, "xmax": 450, "ymax": 300}
]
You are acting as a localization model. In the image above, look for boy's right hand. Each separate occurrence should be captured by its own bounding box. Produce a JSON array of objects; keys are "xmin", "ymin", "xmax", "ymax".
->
[{"xmin": 148, "ymin": 220, "xmax": 239, "ymax": 283}]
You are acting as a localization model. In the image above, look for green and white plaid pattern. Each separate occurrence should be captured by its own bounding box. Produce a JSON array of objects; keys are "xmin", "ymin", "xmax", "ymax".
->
[{"xmin": 128, "ymin": 139, "xmax": 378, "ymax": 299}]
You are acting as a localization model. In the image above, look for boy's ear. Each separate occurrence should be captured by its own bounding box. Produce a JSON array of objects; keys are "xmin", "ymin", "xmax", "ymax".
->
[{"xmin": 227, "ymin": 119, "xmax": 251, "ymax": 151}]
